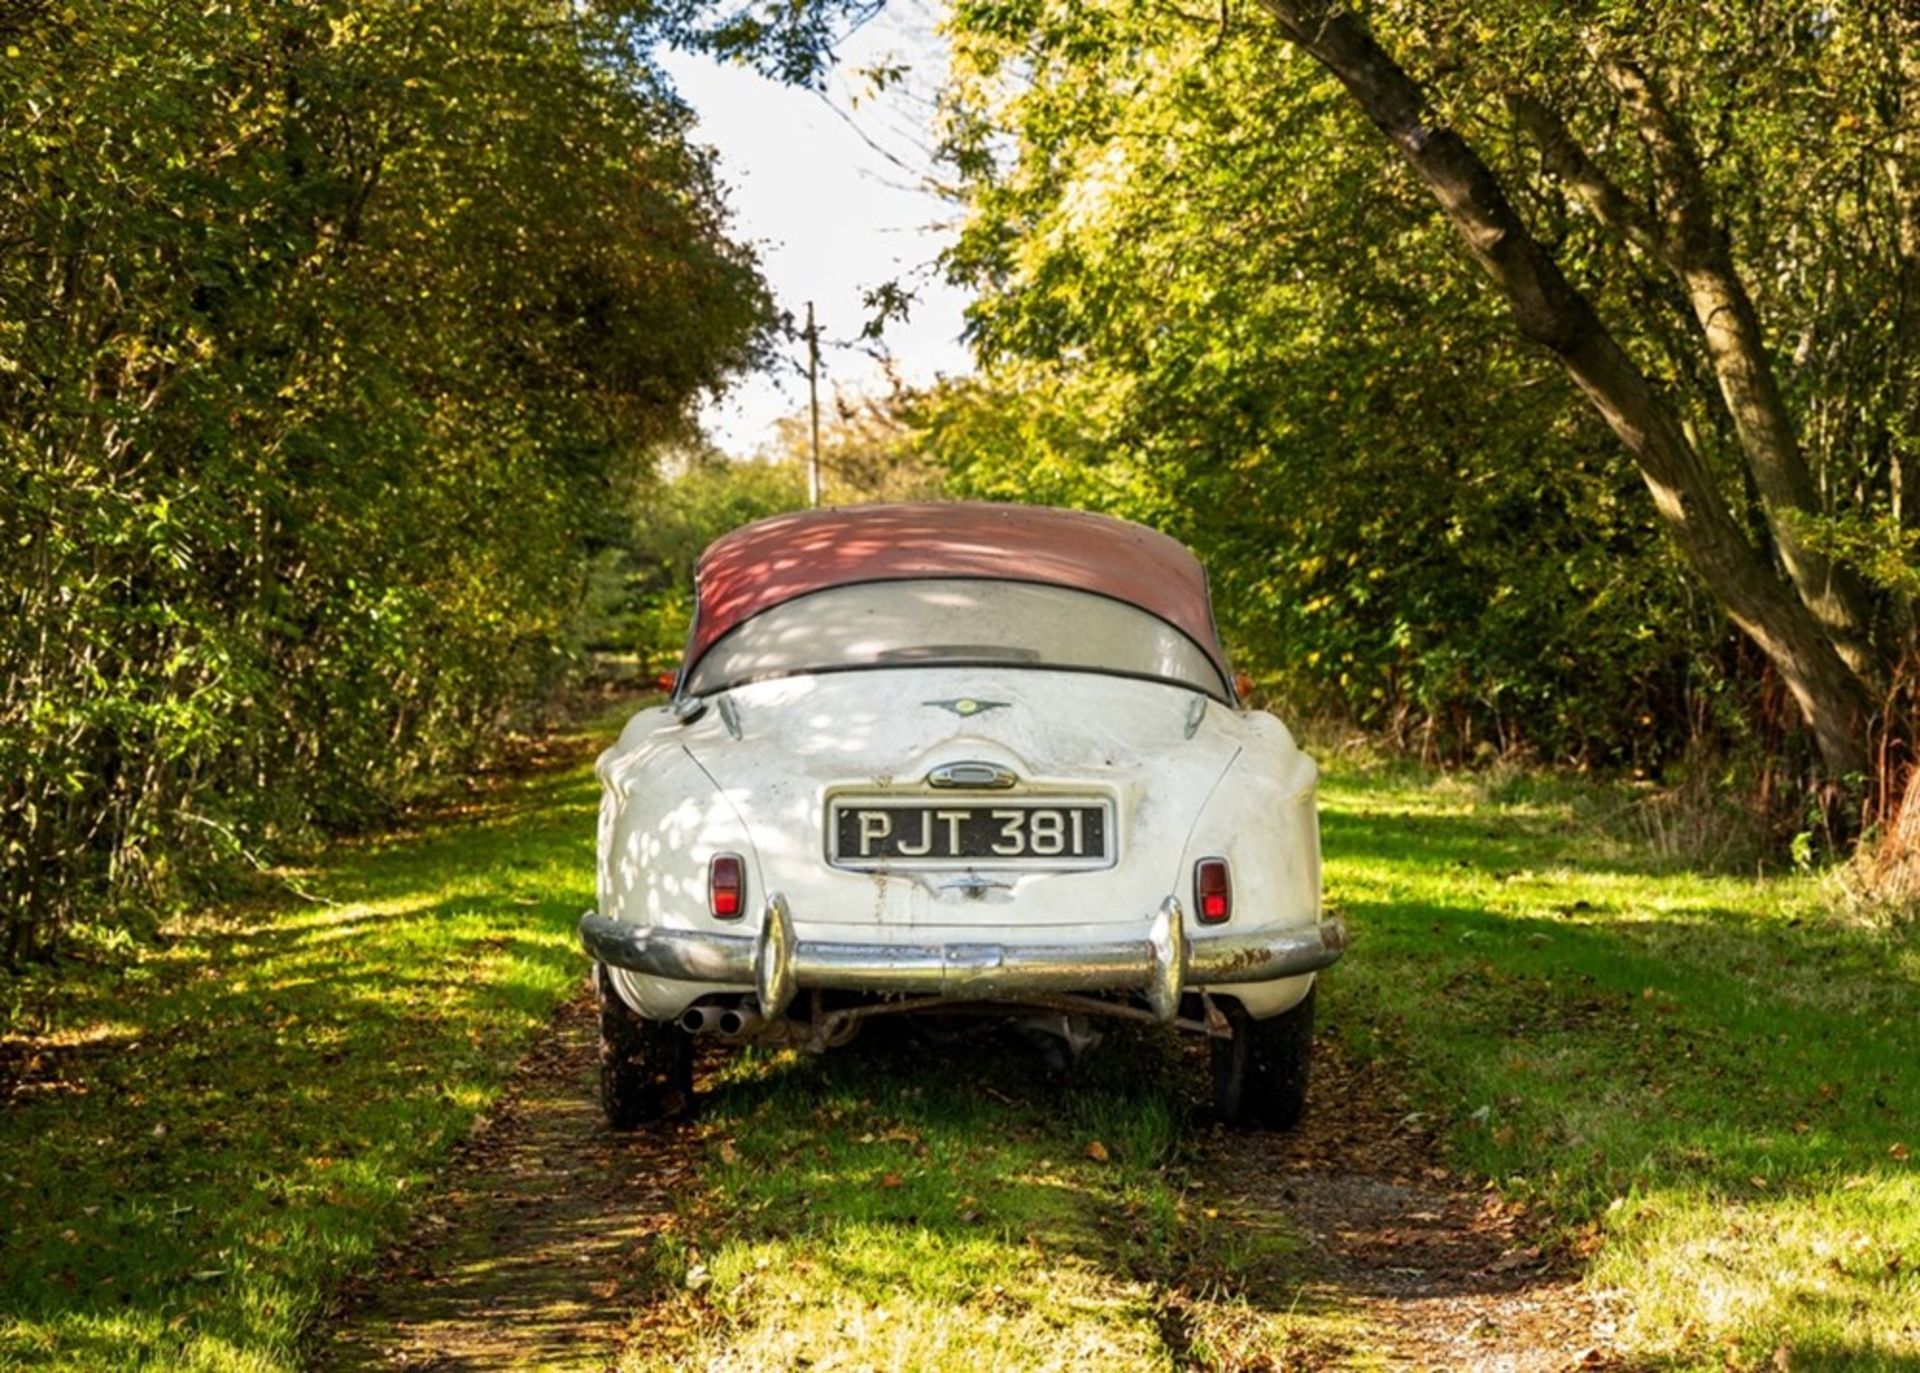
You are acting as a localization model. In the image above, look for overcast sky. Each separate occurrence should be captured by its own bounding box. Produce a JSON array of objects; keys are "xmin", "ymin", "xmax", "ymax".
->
[{"xmin": 658, "ymin": 5, "xmax": 971, "ymax": 458}]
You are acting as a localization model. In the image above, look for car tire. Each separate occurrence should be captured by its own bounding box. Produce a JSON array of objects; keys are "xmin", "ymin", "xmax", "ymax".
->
[
  {"xmin": 1210, "ymin": 984, "xmax": 1314, "ymax": 1130},
  {"xmin": 596, "ymin": 963, "xmax": 695, "ymax": 1128}
]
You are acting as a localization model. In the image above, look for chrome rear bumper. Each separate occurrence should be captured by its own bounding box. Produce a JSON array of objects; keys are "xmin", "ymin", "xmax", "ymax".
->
[{"xmin": 578, "ymin": 895, "xmax": 1346, "ymax": 1024}]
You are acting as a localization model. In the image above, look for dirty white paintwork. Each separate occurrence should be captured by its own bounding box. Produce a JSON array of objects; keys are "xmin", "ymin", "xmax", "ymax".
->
[{"xmin": 595, "ymin": 666, "xmax": 1322, "ymax": 1021}]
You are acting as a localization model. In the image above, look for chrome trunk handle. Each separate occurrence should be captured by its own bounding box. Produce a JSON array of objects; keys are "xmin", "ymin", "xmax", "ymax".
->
[{"xmin": 926, "ymin": 761, "xmax": 1017, "ymax": 789}]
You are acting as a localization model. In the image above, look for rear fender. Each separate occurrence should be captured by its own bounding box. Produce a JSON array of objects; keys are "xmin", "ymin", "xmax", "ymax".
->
[
  {"xmin": 599, "ymin": 727, "xmax": 765, "ymax": 1018},
  {"xmin": 1179, "ymin": 712, "xmax": 1322, "ymax": 1019}
]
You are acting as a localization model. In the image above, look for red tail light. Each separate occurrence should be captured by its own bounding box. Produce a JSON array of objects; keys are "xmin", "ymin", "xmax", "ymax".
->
[
  {"xmin": 709, "ymin": 853, "xmax": 744, "ymax": 919},
  {"xmin": 1195, "ymin": 858, "xmax": 1231, "ymax": 924}
]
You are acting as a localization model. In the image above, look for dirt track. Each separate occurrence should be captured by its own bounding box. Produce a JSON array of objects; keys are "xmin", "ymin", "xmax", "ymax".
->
[
  {"xmin": 1203, "ymin": 1048, "xmax": 1627, "ymax": 1370},
  {"xmin": 314, "ymin": 993, "xmax": 1626, "ymax": 1370},
  {"xmin": 314, "ymin": 985, "xmax": 691, "ymax": 1371}
]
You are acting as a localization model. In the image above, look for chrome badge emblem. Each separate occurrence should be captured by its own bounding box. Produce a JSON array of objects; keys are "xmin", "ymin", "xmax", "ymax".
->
[{"xmin": 924, "ymin": 696, "xmax": 1010, "ymax": 718}]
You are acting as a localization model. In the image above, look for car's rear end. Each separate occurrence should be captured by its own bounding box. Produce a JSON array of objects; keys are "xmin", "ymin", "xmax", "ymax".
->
[{"xmin": 580, "ymin": 504, "xmax": 1344, "ymax": 1127}]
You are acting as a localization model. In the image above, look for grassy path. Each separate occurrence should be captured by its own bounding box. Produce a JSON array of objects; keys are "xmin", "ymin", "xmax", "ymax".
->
[
  {"xmin": 1318, "ymin": 760, "xmax": 1917, "ymax": 1369},
  {"xmin": 4, "ymin": 710, "xmax": 1915, "ymax": 1370},
  {"xmin": 599, "ymin": 1010, "xmax": 1612, "ymax": 1371},
  {"xmin": 315, "ymin": 987, "xmax": 693, "ymax": 1371},
  {"xmin": 0, "ymin": 715, "xmax": 611, "ymax": 1370}
]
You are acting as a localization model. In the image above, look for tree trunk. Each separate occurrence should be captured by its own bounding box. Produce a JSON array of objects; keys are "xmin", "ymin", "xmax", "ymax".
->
[
  {"xmin": 1892, "ymin": 17, "xmax": 1920, "ymax": 551},
  {"xmin": 1598, "ymin": 56, "xmax": 1877, "ymax": 678},
  {"xmin": 1259, "ymin": 0, "xmax": 1873, "ymax": 778}
]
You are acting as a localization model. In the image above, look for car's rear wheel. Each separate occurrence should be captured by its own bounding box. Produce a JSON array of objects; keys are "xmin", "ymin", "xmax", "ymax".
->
[
  {"xmin": 596, "ymin": 963, "xmax": 694, "ymax": 1128},
  {"xmin": 1210, "ymin": 984, "xmax": 1315, "ymax": 1129}
]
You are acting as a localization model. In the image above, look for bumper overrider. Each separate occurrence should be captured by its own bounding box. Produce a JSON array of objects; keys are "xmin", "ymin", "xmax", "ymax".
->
[{"xmin": 579, "ymin": 895, "xmax": 1346, "ymax": 1025}]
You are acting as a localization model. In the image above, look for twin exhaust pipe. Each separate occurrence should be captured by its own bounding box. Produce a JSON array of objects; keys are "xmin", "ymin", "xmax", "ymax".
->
[{"xmin": 678, "ymin": 1003, "xmax": 763, "ymax": 1038}]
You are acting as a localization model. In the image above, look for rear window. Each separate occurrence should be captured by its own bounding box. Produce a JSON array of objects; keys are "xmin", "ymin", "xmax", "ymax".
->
[{"xmin": 683, "ymin": 579, "xmax": 1230, "ymax": 699}]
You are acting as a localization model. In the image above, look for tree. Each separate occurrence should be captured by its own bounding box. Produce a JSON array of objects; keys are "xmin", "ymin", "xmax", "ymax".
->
[
  {"xmin": 0, "ymin": 0, "xmax": 776, "ymax": 959},
  {"xmin": 942, "ymin": 0, "xmax": 1918, "ymax": 799},
  {"xmin": 1253, "ymin": 0, "xmax": 1903, "ymax": 783},
  {"xmin": 766, "ymin": 389, "xmax": 944, "ymax": 503},
  {"xmin": 934, "ymin": 6, "xmax": 1726, "ymax": 767}
]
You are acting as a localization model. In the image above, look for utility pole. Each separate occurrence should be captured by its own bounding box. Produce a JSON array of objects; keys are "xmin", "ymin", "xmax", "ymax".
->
[{"xmin": 804, "ymin": 301, "xmax": 822, "ymax": 508}]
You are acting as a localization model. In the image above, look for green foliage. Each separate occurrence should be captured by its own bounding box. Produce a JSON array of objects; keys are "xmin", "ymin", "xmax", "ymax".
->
[
  {"xmin": 924, "ymin": 10, "xmax": 1700, "ymax": 763},
  {"xmin": 0, "ymin": 1, "xmax": 774, "ymax": 960},
  {"xmin": 579, "ymin": 454, "xmax": 808, "ymax": 669},
  {"xmin": 928, "ymin": 0, "xmax": 1919, "ymax": 772},
  {"xmin": 580, "ymin": 397, "xmax": 941, "ymax": 671}
]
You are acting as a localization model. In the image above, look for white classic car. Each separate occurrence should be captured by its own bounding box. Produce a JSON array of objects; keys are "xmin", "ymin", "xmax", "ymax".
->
[{"xmin": 580, "ymin": 503, "xmax": 1344, "ymax": 1128}]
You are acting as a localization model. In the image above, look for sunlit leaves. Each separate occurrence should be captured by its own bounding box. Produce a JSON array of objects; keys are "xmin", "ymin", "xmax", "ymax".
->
[
  {"xmin": 930, "ymin": 3, "xmax": 1713, "ymax": 764},
  {"xmin": 0, "ymin": 0, "xmax": 775, "ymax": 957},
  {"xmin": 932, "ymin": 0, "xmax": 1918, "ymax": 772}
]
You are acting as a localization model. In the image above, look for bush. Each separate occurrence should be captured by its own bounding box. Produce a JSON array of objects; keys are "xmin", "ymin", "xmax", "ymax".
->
[{"xmin": 0, "ymin": 1, "xmax": 773, "ymax": 961}]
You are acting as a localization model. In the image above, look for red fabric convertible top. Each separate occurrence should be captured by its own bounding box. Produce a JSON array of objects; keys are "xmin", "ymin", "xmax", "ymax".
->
[{"xmin": 688, "ymin": 502, "xmax": 1230, "ymax": 684}]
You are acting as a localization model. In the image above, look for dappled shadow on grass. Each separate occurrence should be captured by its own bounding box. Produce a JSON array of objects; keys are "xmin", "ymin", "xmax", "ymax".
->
[
  {"xmin": 1317, "ymin": 784, "xmax": 1920, "ymax": 1365},
  {"xmin": 1327, "ymin": 897, "xmax": 1912, "ymax": 1192},
  {"xmin": 0, "ymin": 718, "xmax": 616, "ymax": 1369},
  {"xmin": 653, "ymin": 1020, "xmax": 1386, "ymax": 1369},
  {"xmin": 1329, "ymin": 792, "xmax": 1617, "ymax": 885},
  {"xmin": 1198, "ymin": 1041, "xmax": 1629, "ymax": 1371},
  {"xmin": 314, "ymin": 989, "xmax": 694, "ymax": 1372},
  {"xmin": 693, "ymin": 1019, "xmax": 1182, "ymax": 1246},
  {"xmin": 1321, "ymin": 754, "xmax": 1781, "ymax": 882}
]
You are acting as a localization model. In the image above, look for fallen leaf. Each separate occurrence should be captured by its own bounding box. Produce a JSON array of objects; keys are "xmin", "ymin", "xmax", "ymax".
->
[
  {"xmin": 1891, "ymin": 1142, "xmax": 1909, "ymax": 1162},
  {"xmin": 1485, "ymin": 1245, "xmax": 1542, "ymax": 1273},
  {"xmin": 881, "ymin": 1172, "xmax": 904, "ymax": 1188},
  {"xmin": 1085, "ymin": 1140, "xmax": 1110, "ymax": 1162}
]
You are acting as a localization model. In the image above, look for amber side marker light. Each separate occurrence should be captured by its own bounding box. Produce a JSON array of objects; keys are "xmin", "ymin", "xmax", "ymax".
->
[
  {"xmin": 709, "ymin": 853, "xmax": 744, "ymax": 919},
  {"xmin": 1195, "ymin": 858, "xmax": 1231, "ymax": 924}
]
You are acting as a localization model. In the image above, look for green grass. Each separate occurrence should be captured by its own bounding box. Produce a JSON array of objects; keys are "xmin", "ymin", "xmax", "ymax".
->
[
  {"xmin": 618, "ymin": 1031, "xmax": 1334, "ymax": 1373},
  {"xmin": 1319, "ymin": 754, "xmax": 1919, "ymax": 1369},
  {"xmin": 0, "ymin": 717, "xmax": 613, "ymax": 1371},
  {"xmin": 5, "ymin": 719, "xmax": 1915, "ymax": 1370}
]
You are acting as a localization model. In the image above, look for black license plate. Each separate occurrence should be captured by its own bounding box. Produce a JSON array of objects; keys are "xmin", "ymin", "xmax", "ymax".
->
[{"xmin": 831, "ymin": 801, "xmax": 1111, "ymax": 867}]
